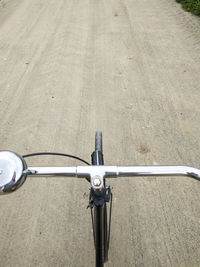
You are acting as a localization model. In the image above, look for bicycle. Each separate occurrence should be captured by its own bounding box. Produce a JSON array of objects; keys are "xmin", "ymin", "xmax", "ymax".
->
[{"xmin": 0, "ymin": 131, "xmax": 200, "ymax": 267}]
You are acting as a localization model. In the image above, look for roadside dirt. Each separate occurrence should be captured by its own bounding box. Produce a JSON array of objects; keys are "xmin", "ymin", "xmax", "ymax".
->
[{"xmin": 0, "ymin": 0, "xmax": 200, "ymax": 266}]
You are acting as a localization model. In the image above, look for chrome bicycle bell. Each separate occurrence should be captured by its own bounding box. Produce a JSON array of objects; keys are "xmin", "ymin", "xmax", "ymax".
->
[{"xmin": 0, "ymin": 151, "xmax": 27, "ymax": 194}]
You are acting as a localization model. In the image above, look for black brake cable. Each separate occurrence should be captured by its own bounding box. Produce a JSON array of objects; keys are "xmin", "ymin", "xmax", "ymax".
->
[
  {"xmin": 107, "ymin": 191, "xmax": 112, "ymax": 250},
  {"xmin": 22, "ymin": 152, "xmax": 90, "ymax": 166},
  {"xmin": 90, "ymin": 207, "xmax": 96, "ymax": 249}
]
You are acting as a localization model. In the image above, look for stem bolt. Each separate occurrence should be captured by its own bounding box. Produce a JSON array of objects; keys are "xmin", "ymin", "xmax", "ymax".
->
[{"xmin": 93, "ymin": 177, "xmax": 101, "ymax": 186}]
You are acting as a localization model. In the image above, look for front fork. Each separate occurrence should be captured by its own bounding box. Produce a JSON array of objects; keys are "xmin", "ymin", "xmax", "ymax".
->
[{"xmin": 91, "ymin": 150, "xmax": 104, "ymax": 166}]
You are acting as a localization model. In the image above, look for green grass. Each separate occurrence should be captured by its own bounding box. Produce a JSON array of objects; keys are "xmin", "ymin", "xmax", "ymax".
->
[{"xmin": 176, "ymin": 0, "xmax": 200, "ymax": 16}]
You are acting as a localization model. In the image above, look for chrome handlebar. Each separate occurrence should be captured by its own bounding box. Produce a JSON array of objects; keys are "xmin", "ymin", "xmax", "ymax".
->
[
  {"xmin": 27, "ymin": 165, "xmax": 200, "ymax": 179},
  {"xmin": 27, "ymin": 165, "xmax": 200, "ymax": 189},
  {"xmin": 0, "ymin": 151, "xmax": 200, "ymax": 194}
]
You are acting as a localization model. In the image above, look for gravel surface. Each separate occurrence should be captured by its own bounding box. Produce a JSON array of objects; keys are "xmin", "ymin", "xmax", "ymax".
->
[{"xmin": 0, "ymin": 0, "xmax": 200, "ymax": 266}]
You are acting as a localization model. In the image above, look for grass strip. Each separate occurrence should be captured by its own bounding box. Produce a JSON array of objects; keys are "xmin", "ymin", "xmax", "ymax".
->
[{"xmin": 176, "ymin": 0, "xmax": 200, "ymax": 16}]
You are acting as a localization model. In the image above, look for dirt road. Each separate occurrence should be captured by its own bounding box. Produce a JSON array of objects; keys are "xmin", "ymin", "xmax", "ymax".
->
[{"xmin": 0, "ymin": 0, "xmax": 200, "ymax": 266}]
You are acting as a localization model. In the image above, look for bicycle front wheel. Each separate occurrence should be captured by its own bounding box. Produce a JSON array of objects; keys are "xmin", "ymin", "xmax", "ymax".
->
[{"xmin": 95, "ymin": 131, "xmax": 103, "ymax": 152}]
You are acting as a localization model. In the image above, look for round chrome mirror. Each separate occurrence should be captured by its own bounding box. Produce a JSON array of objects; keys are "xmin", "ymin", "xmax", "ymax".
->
[{"xmin": 0, "ymin": 151, "xmax": 27, "ymax": 194}]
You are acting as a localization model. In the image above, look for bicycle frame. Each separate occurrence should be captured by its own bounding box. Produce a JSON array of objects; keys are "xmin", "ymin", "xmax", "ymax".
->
[{"xmin": 91, "ymin": 148, "xmax": 107, "ymax": 267}]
